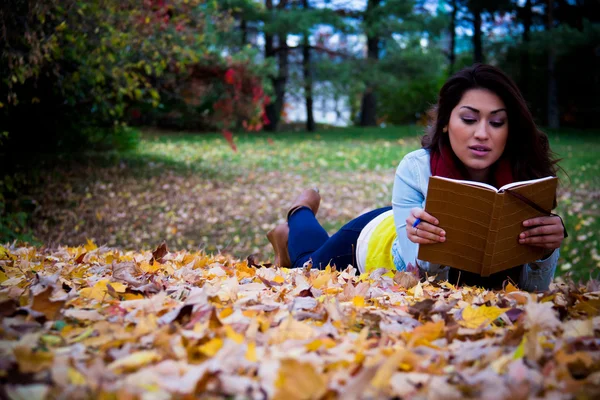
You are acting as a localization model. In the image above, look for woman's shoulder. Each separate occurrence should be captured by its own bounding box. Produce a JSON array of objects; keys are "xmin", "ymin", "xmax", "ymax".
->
[
  {"xmin": 397, "ymin": 148, "xmax": 431, "ymax": 171},
  {"xmin": 402, "ymin": 148, "xmax": 430, "ymax": 162}
]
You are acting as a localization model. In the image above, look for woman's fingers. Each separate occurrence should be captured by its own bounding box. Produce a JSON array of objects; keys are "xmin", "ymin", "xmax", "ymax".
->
[
  {"xmin": 410, "ymin": 235, "xmax": 440, "ymax": 245},
  {"xmin": 409, "ymin": 207, "xmax": 439, "ymax": 226},
  {"xmin": 519, "ymin": 224, "xmax": 562, "ymax": 238},
  {"xmin": 413, "ymin": 222, "xmax": 445, "ymax": 242},
  {"xmin": 519, "ymin": 215, "xmax": 565, "ymax": 251},
  {"xmin": 406, "ymin": 208, "xmax": 446, "ymax": 244}
]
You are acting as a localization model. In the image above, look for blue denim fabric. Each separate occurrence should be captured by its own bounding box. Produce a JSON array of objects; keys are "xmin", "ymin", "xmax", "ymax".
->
[
  {"xmin": 288, "ymin": 206, "xmax": 392, "ymax": 269},
  {"xmin": 391, "ymin": 149, "xmax": 559, "ymax": 291}
]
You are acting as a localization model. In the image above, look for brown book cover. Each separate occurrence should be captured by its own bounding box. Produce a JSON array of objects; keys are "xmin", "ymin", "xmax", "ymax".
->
[{"xmin": 417, "ymin": 176, "xmax": 558, "ymax": 276}]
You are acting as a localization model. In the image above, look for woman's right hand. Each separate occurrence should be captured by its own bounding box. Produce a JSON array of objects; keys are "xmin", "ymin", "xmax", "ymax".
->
[{"xmin": 405, "ymin": 207, "xmax": 446, "ymax": 244}]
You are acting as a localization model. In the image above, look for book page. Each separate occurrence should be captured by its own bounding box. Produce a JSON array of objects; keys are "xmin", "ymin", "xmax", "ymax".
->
[
  {"xmin": 498, "ymin": 176, "xmax": 555, "ymax": 192},
  {"xmin": 431, "ymin": 176, "xmax": 498, "ymax": 192}
]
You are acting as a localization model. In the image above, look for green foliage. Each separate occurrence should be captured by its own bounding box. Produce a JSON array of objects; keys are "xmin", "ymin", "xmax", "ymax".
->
[
  {"xmin": 497, "ymin": 21, "xmax": 600, "ymax": 128},
  {"xmin": 377, "ymin": 38, "xmax": 447, "ymax": 124},
  {"xmin": 1, "ymin": 0, "xmax": 271, "ymax": 152}
]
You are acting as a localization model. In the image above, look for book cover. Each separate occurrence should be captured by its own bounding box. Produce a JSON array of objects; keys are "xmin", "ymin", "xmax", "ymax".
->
[{"xmin": 417, "ymin": 176, "xmax": 558, "ymax": 276}]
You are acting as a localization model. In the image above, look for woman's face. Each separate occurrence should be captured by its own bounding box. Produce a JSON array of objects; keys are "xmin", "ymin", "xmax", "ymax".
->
[{"xmin": 447, "ymin": 88, "xmax": 509, "ymax": 182}]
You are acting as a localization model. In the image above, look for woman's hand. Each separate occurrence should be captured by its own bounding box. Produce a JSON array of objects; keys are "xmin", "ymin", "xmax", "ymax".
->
[
  {"xmin": 519, "ymin": 215, "xmax": 565, "ymax": 252},
  {"xmin": 406, "ymin": 207, "xmax": 446, "ymax": 244}
]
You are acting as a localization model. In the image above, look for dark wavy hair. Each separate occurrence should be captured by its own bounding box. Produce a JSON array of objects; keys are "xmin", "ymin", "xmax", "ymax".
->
[{"xmin": 422, "ymin": 63, "xmax": 559, "ymax": 181}]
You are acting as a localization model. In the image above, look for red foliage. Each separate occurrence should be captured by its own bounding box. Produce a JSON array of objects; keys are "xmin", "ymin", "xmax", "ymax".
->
[
  {"xmin": 221, "ymin": 130, "xmax": 237, "ymax": 152},
  {"xmin": 224, "ymin": 69, "xmax": 236, "ymax": 85}
]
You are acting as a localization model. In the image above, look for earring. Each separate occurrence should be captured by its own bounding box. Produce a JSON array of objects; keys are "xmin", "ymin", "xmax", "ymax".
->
[{"xmin": 442, "ymin": 126, "xmax": 448, "ymax": 133}]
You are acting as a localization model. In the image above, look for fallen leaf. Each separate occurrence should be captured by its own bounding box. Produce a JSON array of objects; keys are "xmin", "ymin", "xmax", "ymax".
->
[
  {"xmin": 14, "ymin": 346, "xmax": 54, "ymax": 373},
  {"xmin": 459, "ymin": 305, "xmax": 509, "ymax": 329},
  {"xmin": 274, "ymin": 359, "xmax": 327, "ymax": 400},
  {"xmin": 198, "ymin": 338, "xmax": 223, "ymax": 357},
  {"xmin": 31, "ymin": 287, "xmax": 65, "ymax": 320},
  {"xmin": 107, "ymin": 350, "xmax": 161, "ymax": 373},
  {"xmin": 151, "ymin": 242, "xmax": 168, "ymax": 265}
]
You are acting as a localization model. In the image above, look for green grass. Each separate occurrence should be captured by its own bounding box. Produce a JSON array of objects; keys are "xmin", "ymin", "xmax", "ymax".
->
[
  {"xmin": 115, "ymin": 125, "xmax": 600, "ymax": 281},
  {"xmin": 128, "ymin": 126, "xmax": 424, "ymax": 178}
]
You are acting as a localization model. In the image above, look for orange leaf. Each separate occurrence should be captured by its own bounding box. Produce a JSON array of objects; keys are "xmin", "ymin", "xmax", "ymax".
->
[{"xmin": 31, "ymin": 287, "xmax": 65, "ymax": 320}]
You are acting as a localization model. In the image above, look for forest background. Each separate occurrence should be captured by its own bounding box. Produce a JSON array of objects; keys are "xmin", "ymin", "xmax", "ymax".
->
[{"xmin": 1, "ymin": 0, "xmax": 599, "ymax": 281}]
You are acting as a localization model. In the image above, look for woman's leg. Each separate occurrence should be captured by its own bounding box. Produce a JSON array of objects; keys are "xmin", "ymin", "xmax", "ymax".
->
[
  {"xmin": 289, "ymin": 206, "xmax": 392, "ymax": 269},
  {"xmin": 287, "ymin": 207, "xmax": 330, "ymax": 266}
]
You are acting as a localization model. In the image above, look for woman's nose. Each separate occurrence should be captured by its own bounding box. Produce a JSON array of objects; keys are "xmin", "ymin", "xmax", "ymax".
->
[{"xmin": 473, "ymin": 122, "xmax": 489, "ymax": 140}]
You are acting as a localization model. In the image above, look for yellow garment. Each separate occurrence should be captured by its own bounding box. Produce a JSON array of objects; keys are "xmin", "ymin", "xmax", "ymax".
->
[{"xmin": 364, "ymin": 214, "xmax": 397, "ymax": 273}]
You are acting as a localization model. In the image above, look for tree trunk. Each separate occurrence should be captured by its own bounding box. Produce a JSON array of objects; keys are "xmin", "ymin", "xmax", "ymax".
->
[
  {"xmin": 240, "ymin": 18, "xmax": 247, "ymax": 46},
  {"xmin": 472, "ymin": 8, "xmax": 484, "ymax": 63},
  {"xmin": 520, "ymin": 0, "xmax": 532, "ymax": 100},
  {"xmin": 448, "ymin": 0, "xmax": 457, "ymax": 74},
  {"xmin": 546, "ymin": 0, "xmax": 559, "ymax": 128},
  {"xmin": 302, "ymin": 0, "xmax": 315, "ymax": 132},
  {"xmin": 273, "ymin": 34, "xmax": 289, "ymax": 131},
  {"xmin": 360, "ymin": 0, "xmax": 380, "ymax": 127},
  {"xmin": 264, "ymin": 0, "xmax": 289, "ymax": 132},
  {"xmin": 302, "ymin": 35, "xmax": 315, "ymax": 132},
  {"xmin": 264, "ymin": 0, "xmax": 277, "ymax": 131}
]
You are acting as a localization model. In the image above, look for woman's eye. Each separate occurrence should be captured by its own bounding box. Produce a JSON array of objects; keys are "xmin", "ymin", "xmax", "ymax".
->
[
  {"xmin": 490, "ymin": 121, "xmax": 505, "ymax": 128},
  {"xmin": 461, "ymin": 118, "xmax": 476, "ymax": 124}
]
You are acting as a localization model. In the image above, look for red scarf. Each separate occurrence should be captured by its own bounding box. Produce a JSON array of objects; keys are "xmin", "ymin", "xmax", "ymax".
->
[{"xmin": 430, "ymin": 144, "xmax": 513, "ymax": 188}]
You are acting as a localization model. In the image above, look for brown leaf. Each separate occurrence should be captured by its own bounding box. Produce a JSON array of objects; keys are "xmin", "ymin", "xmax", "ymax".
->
[
  {"xmin": 75, "ymin": 252, "xmax": 87, "ymax": 264},
  {"xmin": 31, "ymin": 287, "xmax": 65, "ymax": 320},
  {"xmin": 408, "ymin": 299, "xmax": 436, "ymax": 319},
  {"xmin": 151, "ymin": 242, "xmax": 168, "ymax": 265},
  {"xmin": 393, "ymin": 271, "xmax": 419, "ymax": 289}
]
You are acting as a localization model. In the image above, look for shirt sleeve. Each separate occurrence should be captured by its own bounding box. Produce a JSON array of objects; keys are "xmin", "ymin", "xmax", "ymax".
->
[
  {"xmin": 518, "ymin": 249, "xmax": 559, "ymax": 292},
  {"xmin": 391, "ymin": 156, "xmax": 444, "ymax": 274}
]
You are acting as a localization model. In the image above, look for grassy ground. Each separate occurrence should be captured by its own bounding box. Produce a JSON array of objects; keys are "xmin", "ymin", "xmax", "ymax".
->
[{"xmin": 24, "ymin": 125, "xmax": 600, "ymax": 281}]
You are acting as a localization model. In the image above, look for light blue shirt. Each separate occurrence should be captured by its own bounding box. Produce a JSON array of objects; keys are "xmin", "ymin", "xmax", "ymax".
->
[{"xmin": 391, "ymin": 148, "xmax": 559, "ymax": 292}]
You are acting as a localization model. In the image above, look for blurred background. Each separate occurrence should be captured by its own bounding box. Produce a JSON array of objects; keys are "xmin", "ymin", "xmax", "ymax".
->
[{"xmin": 1, "ymin": 0, "xmax": 599, "ymax": 280}]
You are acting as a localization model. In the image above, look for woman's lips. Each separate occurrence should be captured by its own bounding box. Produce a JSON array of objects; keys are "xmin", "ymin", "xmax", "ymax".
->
[{"xmin": 469, "ymin": 146, "xmax": 491, "ymax": 157}]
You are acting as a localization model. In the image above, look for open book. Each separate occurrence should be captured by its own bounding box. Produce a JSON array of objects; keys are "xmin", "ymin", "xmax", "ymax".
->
[{"xmin": 417, "ymin": 176, "xmax": 558, "ymax": 276}]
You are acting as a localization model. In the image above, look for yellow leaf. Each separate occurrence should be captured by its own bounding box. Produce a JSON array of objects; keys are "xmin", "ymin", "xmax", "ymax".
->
[
  {"xmin": 0, "ymin": 270, "xmax": 8, "ymax": 283},
  {"xmin": 401, "ymin": 320, "xmax": 445, "ymax": 346},
  {"xmin": 513, "ymin": 336, "xmax": 526, "ymax": 359},
  {"xmin": 504, "ymin": 282, "xmax": 519, "ymax": 293},
  {"xmin": 311, "ymin": 272, "xmax": 331, "ymax": 289},
  {"xmin": 459, "ymin": 305, "xmax": 509, "ymax": 329},
  {"xmin": 107, "ymin": 282, "xmax": 127, "ymax": 293},
  {"xmin": 273, "ymin": 275, "xmax": 285, "ymax": 284},
  {"xmin": 79, "ymin": 280, "xmax": 111, "ymax": 301},
  {"xmin": 306, "ymin": 339, "xmax": 323, "ymax": 352},
  {"xmin": 198, "ymin": 338, "xmax": 223, "ymax": 356},
  {"xmin": 84, "ymin": 239, "xmax": 97, "ymax": 252},
  {"xmin": 224, "ymin": 325, "xmax": 244, "ymax": 344},
  {"xmin": 246, "ymin": 342, "xmax": 257, "ymax": 362},
  {"xmin": 219, "ymin": 307, "xmax": 233, "ymax": 319},
  {"xmin": 14, "ymin": 346, "xmax": 54, "ymax": 373},
  {"xmin": 138, "ymin": 261, "xmax": 161, "ymax": 274},
  {"xmin": 0, "ymin": 245, "xmax": 9, "ymax": 259},
  {"xmin": 122, "ymin": 293, "xmax": 144, "ymax": 300},
  {"xmin": 274, "ymin": 359, "xmax": 327, "ymax": 400},
  {"xmin": 68, "ymin": 367, "xmax": 87, "ymax": 386},
  {"xmin": 107, "ymin": 350, "xmax": 161, "ymax": 372},
  {"xmin": 352, "ymin": 296, "xmax": 365, "ymax": 307},
  {"xmin": 133, "ymin": 314, "xmax": 158, "ymax": 337}
]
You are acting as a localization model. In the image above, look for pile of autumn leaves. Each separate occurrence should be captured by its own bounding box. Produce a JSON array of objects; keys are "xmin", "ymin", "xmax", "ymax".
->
[{"xmin": 0, "ymin": 242, "xmax": 599, "ymax": 400}]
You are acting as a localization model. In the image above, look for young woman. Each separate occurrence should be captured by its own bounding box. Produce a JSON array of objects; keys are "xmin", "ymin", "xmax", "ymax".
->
[{"xmin": 267, "ymin": 64, "xmax": 566, "ymax": 291}]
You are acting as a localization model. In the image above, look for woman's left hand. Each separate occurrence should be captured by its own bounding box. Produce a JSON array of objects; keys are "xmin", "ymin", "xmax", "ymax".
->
[{"xmin": 519, "ymin": 215, "xmax": 565, "ymax": 251}]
